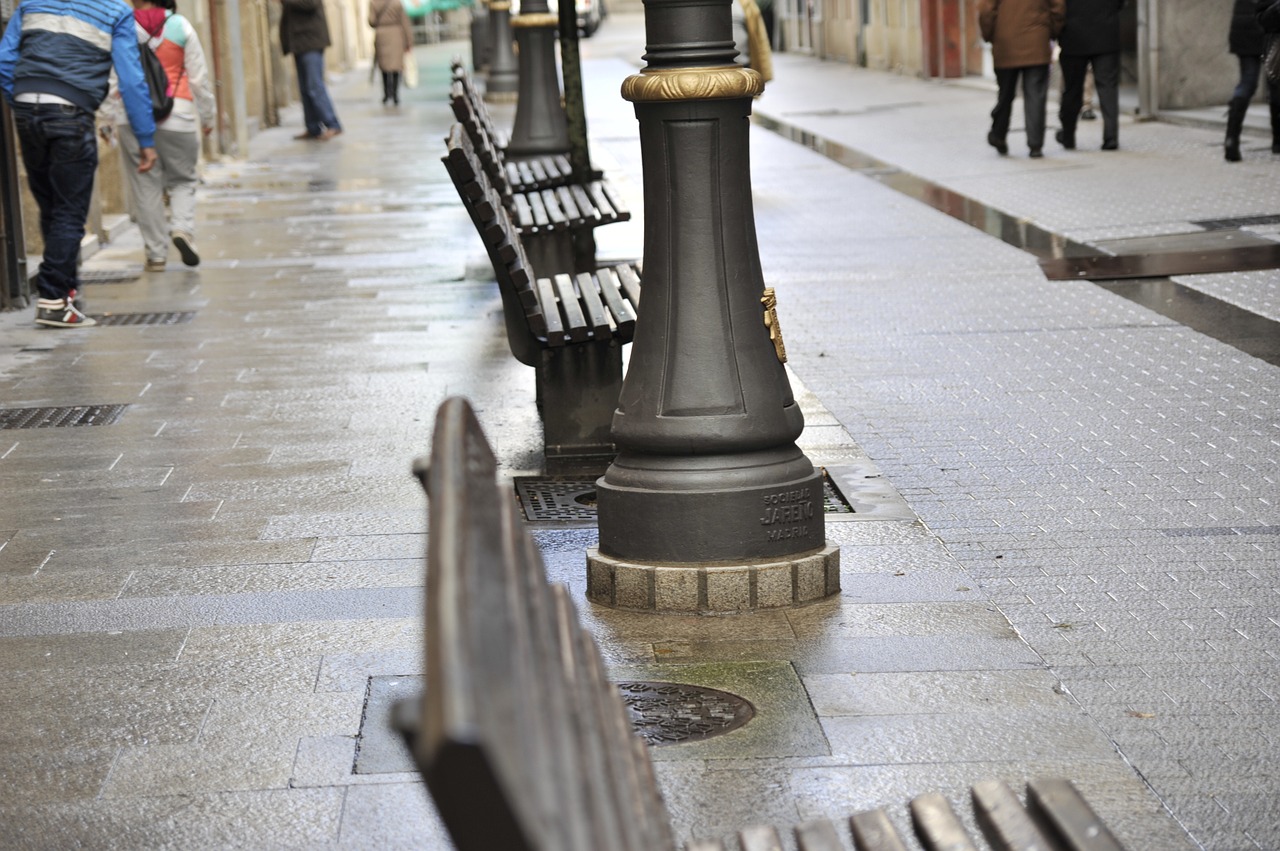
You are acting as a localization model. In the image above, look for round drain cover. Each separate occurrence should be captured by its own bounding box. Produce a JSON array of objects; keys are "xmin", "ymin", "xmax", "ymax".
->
[{"xmin": 617, "ymin": 681, "xmax": 754, "ymax": 746}]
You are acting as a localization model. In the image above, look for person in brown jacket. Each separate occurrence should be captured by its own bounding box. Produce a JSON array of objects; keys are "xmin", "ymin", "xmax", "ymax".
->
[
  {"xmin": 979, "ymin": 0, "xmax": 1065, "ymax": 158},
  {"xmin": 368, "ymin": 0, "xmax": 413, "ymax": 106}
]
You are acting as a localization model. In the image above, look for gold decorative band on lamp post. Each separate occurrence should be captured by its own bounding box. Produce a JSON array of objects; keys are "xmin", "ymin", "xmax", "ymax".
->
[
  {"xmin": 621, "ymin": 65, "xmax": 764, "ymax": 103},
  {"xmin": 510, "ymin": 12, "xmax": 559, "ymax": 27},
  {"xmin": 488, "ymin": 1, "xmax": 511, "ymax": 9}
]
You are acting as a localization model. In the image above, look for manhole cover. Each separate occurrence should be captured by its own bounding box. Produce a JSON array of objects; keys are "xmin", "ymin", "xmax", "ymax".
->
[
  {"xmin": 516, "ymin": 469, "xmax": 854, "ymax": 522},
  {"xmin": 89, "ymin": 311, "xmax": 196, "ymax": 326},
  {"xmin": 617, "ymin": 681, "xmax": 754, "ymax": 746},
  {"xmin": 79, "ymin": 265, "xmax": 143, "ymax": 284},
  {"xmin": 0, "ymin": 404, "xmax": 129, "ymax": 429}
]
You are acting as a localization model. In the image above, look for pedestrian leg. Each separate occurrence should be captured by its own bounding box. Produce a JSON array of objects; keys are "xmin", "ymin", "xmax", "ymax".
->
[
  {"xmin": 294, "ymin": 53, "xmax": 322, "ymax": 136},
  {"xmin": 1058, "ymin": 54, "xmax": 1087, "ymax": 149},
  {"xmin": 1021, "ymin": 64, "xmax": 1050, "ymax": 156},
  {"xmin": 156, "ymin": 128, "xmax": 201, "ymax": 265},
  {"xmin": 119, "ymin": 124, "xmax": 170, "ymax": 265},
  {"xmin": 1093, "ymin": 52, "xmax": 1121, "ymax": 149},
  {"xmin": 989, "ymin": 69, "xmax": 1018, "ymax": 155}
]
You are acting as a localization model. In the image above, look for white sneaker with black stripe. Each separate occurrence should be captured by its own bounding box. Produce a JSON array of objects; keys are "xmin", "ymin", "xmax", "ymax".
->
[
  {"xmin": 35, "ymin": 297, "xmax": 96, "ymax": 328},
  {"xmin": 172, "ymin": 232, "xmax": 200, "ymax": 267}
]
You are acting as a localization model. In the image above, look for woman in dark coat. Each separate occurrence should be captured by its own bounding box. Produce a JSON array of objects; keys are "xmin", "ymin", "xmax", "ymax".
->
[
  {"xmin": 1056, "ymin": 0, "xmax": 1124, "ymax": 151},
  {"xmin": 1225, "ymin": 0, "xmax": 1278, "ymax": 161}
]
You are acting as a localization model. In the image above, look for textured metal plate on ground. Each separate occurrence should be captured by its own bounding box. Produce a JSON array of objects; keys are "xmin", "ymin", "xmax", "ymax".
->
[
  {"xmin": 0, "ymin": 404, "xmax": 129, "ymax": 430},
  {"xmin": 1039, "ymin": 242, "xmax": 1280, "ymax": 280},
  {"xmin": 78, "ymin": 265, "xmax": 143, "ymax": 284},
  {"xmin": 616, "ymin": 681, "xmax": 755, "ymax": 746},
  {"xmin": 1193, "ymin": 213, "xmax": 1280, "ymax": 230},
  {"xmin": 515, "ymin": 470, "xmax": 854, "ymax": 523},
  {"xmin": 89, "ymin": 311, "xmax": 196, "ymax": 327}
]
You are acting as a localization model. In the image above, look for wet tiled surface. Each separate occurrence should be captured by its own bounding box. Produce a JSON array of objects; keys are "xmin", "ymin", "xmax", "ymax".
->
[{"xmin": 0, "ymin": 18, "xmax": 1274, "ymax": 851}]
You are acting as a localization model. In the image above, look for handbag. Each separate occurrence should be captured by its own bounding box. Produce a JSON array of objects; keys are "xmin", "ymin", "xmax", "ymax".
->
[
  {"xmin": 403, "ymin": 51, "xmax": 419, "ymax": 89},
  {"xmin": 1266, "ymin": 37, "xmax": 1280, "ymax": 85}
]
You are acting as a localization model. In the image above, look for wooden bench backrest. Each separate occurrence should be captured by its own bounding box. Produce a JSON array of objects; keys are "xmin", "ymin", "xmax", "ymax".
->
[
  {"xmin": 413, "ymin": 397, "xmax": 678, "ymax": 851},
  {"xmin": 449, "ymin": 74, "xmax": 515, "ymax": 202},
  {"xmin": 443, "ymin": 124, "xmax": 547, "ymax": 366}
]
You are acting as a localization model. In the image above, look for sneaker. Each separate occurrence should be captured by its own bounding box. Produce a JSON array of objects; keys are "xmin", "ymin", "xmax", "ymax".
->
[
  {"xmin": 146, "ymin": 258, "xmax": 167, "ymax": 272},
  {"xmin": 172, "ymin": 232, "xmax": 200, "ymax": 267},
  {"xmin": 67, "ymin": 287, "xmax": 84, "ymax": 311},
  {"xmin": 35, "ymin": 297, "xmax": 96, "ymax": 328}
]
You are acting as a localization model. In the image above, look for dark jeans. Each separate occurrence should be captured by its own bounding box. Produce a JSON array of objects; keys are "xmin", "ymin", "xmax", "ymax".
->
[
  {"xmin": 992, "ymin": 64, "xmax": 1050, "ymax": 151},
  {"xmin": 294, "ymin": 50, "xmax": 342, "ymax": 137},
  {"xmin": 1233, "ymin": 54, "xmax": 1280, "ymax": 103},
  {"xmin": 11, "ymin": 102, "xmax": 97, "ymax": 301},
  {"xmin": 1060, "ymin": 52, "xmax": 1121, "ymax": 145},
  {"xmin": 381, "ymin": 70, "xmax": 401, "ymax": 104}
]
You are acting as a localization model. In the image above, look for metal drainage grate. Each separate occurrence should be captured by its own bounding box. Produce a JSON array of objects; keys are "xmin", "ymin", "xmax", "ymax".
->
[
  {"xmin": 1192, "ymin": 213, "xmax": 1280, "ymax": 230},
  {"xmin": 617, "ymin": 681, "xmax": 755, "ymax": 746},
  {"xmin": 0, "ymin": 404, "xmax": 129, "ymax": 429},
  {"xmin": 89, "ymin": 311, "xmax": 196, "ymax": 327},
  {"xmin": 79, "ymin": 265, "xmax": 143, "ymax": 284},
  {"xmin": 515, "ymin": 469, "xmax": 854, "ymax": 522}
]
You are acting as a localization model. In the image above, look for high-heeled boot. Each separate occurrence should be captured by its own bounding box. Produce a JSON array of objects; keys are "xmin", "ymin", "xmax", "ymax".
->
[{"xmin": 1225, "ymin": 96, "xmax": 1249, "ymax": 162}]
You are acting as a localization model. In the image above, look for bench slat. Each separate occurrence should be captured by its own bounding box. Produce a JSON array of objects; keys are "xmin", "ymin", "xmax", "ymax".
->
[
  {"xmin": 536, "ymin": 276, "xmax": 567, "ymax": 345},
  {"xmin": 553, "ymin": 186, "xmax": 582, "ymax": 227},
  {"xmin": 596, "ymin": 266, "xmax": 637, "ymax": 336},
  {"xmin": 587, "ymin": 181, "xmax": 617, "ymax": 220},
  {"xmin": 1026, "ymin": 778, "xmax": 1125, "ymax": 851},
  {"xmin": 569, "ymin": 184, "xmax": 604, "ymax": 225},
  {"xmin": 574, "ymin": 272, "xmax": 613, "ymax": 338},
  {"xmin": 616, "ymin": 263, "xmax": 643, "ymax": 310},
  {"xmin": 849, "ymin": 809, "xmax": 910, "ymax": 851},
  {"xmin": 551, "ymin": 274, "xmax": 591, "ymax": 342},
  {"xmin": 600, "ymin": 180, "xmax": 631, "ymax": 218},
  {"xmin": 739, "ymin": 825, "xmax": 785, "ymax": 851},
  {"xmin": 795, "ymin": 819, "xmax": 845, "ymax": 851},
  {"xmin": 539, "ymin": 189, "xmax": 569, "ymax": 229},
  {"xmin": 909, "ymin": 792, "xmax": 979, "ymax": 851},
  {"xmin": 972, "ymin": 781, "xmax": 1056, "ymax": 851}
]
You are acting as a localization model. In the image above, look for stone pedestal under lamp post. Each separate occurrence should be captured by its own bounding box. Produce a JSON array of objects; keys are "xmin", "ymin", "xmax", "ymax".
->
[{"xmin": 586, "ymin": 0, "xmax": 840, "ymax": 614}]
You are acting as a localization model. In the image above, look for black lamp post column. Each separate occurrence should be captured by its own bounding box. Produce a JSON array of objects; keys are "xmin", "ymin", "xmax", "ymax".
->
[
  {"xmin": 506, "ymin": 0, "xmax": 569, "ymax": 157},
  {"xmin": 484, "ymin": 0, "xmax": 519, "ymax": 102},
  {"xmin": 586, "ymin": 0, "xmax": 839, "ymax": 614}
]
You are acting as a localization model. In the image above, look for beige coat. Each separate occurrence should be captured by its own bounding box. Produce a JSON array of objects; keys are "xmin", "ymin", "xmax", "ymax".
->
[
  {"xmin": 368, "ymin": 0, "xmax": 412, "ymax": 73},
  {"xmin": 977, "ymin": 0, "xmax": 1065, "ymax": 69}
]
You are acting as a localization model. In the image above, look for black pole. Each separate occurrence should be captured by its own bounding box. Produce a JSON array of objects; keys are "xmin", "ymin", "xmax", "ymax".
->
[
  {"xmin": 558, "ymin": 0, "xmax": 591, "ymax": 182},
  {"xmin": 586, "ymin": 0, "xmax": 838, "ymax": 613},
  {"xmin": 484, "ymin": 0, "xmax": 519, "ymax": 101},
  {"xmin": 506, "ymin": 0, "xmax": 569, "ymax": 156},
  {"xmin": 0, "ymin": 10, "xmax": 29, "ymax": 310}
]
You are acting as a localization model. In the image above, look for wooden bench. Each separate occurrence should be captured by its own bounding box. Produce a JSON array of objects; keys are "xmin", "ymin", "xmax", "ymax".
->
[
  {"xmin": 443, "ymin": 123, "xmax": 640, "ymax": 475},
  {"xmin": 449, "ymin": 62, "xmax": 628, "ymax": 274},
  {"xmin": 401, "ymin": 397, "xmax": 1130, "ymax": 851}
]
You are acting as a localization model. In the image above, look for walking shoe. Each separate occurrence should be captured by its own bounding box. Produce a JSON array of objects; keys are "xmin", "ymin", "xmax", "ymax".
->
[
  {"xmin": 146, "ymin": 258, "xmax": 167, "ymax": 272},
  {"xmin": 1081, "ymin": 108, "xmax": 1097, "ymax": 121},
  {"xmin": 1055, "ymin": 129, "xmax": 1075, "ymax": 150},
  {"xmin": 1101, "ymin": 140, "xmax": 1119, "ymax": 151},
  {"xmin": 987, "ymin": 131, "xmax": 1008, "ymax": 155},
  {"xmin": 1029, "ymin": 148, "xmax": 1044, "ymax": 158},
  {"xmin": 172, "ymin": 232, "xmax": 200, "ymax": 267},
  {"xmin": 317, "ymin": 127, "xmax": 342, "ymax": 141},
  {"xmin": 67, "ymin": 287, "xmax": 84, "ymax": 311},
  {"xmin": 35, "ymin": 297, "xmax": 96, "ymax": 328}
]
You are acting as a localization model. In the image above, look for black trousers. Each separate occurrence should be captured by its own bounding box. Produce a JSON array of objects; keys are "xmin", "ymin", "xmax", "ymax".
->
[
  {"xmin": 1060, "ymin": 52, "xmax": 1120, "ymax": 146},
  {"xmin": 992, "ymin": 65, "xmax": 1050, "ymax": 151}
]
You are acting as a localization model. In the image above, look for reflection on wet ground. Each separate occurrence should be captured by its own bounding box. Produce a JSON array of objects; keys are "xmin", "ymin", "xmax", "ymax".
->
[{"xmin": 753, "ymin": 114, "xmax": 1280, "ymax": 367}]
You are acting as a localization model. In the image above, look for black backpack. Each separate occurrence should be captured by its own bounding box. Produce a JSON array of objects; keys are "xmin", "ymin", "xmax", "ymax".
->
[{"xmin": 139, "ymin": 35, "xmax": 175, "ymax": 122}]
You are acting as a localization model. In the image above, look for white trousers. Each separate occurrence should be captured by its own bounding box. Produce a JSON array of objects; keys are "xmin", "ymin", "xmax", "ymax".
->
[{"xmin": 118, "ymin": 125, "xmax": 201, "ymax": 262}]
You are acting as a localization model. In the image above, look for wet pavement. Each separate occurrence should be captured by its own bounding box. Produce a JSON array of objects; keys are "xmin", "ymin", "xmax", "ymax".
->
[{"xmin": 1, "ymin": 15, "xmax": 1277, "ymax": 850}]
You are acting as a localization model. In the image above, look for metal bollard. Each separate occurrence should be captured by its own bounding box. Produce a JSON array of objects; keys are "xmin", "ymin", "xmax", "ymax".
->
[
  {"xmin": 469, "ymin": 3, "xmax": 491, "ymax": 73},
  {"xmin": 506, "ymin": 0, "xmax": 570, "ymax": 157},
  {"xmin": 586, "ymin": 0, "xmax": 839, "ymax": 614},
  {"xmin": 484, "ymin": 0, "xmax": 519, "ymax": 102}
]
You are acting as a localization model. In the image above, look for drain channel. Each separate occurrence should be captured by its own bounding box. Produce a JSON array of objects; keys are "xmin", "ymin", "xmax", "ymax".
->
[
  {"xmin": 753, "ymin": 113, "xmax": 1280, "ymax": 367},
  {"xmin": 0, "ymin": 405, "xmax": 129, "ymax": 429}
]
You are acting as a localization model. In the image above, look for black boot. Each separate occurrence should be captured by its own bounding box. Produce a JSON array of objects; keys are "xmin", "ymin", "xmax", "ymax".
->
[
  {"xmin": 1271, "ymin": 100, "xmax": 1280, "ymax": 154},
  {"xmin": 1225, "ymin": 96, "xmax": 1249, "ymax": 162}
]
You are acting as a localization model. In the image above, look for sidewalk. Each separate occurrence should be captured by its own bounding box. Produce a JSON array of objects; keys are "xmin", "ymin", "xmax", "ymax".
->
[{"xmin": 0, "ymin": 18, "xmax": 1275, "ymax": 851}]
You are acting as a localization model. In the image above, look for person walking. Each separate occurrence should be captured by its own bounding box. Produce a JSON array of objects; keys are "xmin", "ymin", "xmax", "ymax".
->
[
  {"xmin": 368, "ymin": 0, "xmax": 412, "ymax": 107},
  {"xmin": 0, "ymin": 0, "xmax": 158, "ymax": 328},
  {"xmin": 1225, "ymin": 0, "xmax": 1279, "ymax": 161},
  {"xmin": 1056, "ymin": 0, "xmax": 1124, "ymax": 151},
  {"xmin": 979, "ymin": 0, "xmax": 1065, "ymax": 158},
  {"xmin": 108, "ymin": 0, "xmax": 216, "ymax": 271},
  {"xmin": 277, "ymin": 0, "xmax": 343, "ymax": 140}
]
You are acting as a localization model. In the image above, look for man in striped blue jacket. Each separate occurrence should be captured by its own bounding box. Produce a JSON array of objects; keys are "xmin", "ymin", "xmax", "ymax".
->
[{"xmin": 0, "ymin": 0, "xmax": 158, "ymax": 328}]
